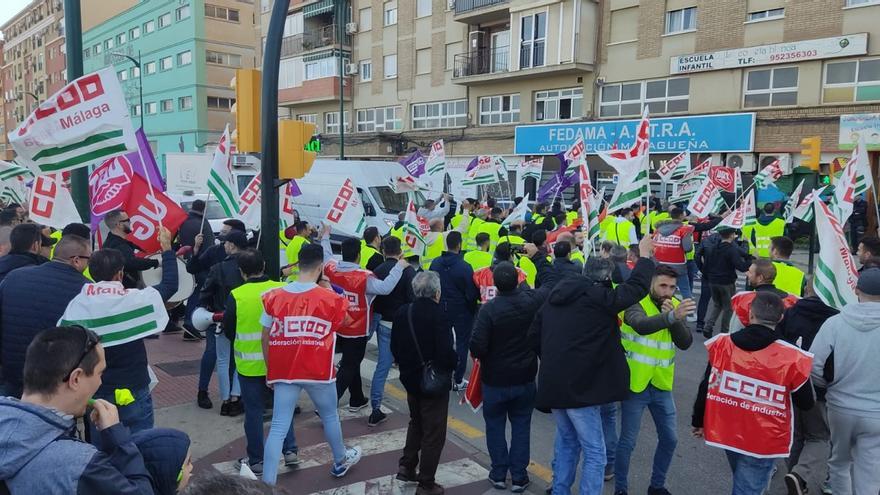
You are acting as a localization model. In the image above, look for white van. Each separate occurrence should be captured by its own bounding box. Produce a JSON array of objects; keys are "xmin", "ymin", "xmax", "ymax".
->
[{"xmin": 291, "ymin": 159, "xmax": 427, "ymax": 237}]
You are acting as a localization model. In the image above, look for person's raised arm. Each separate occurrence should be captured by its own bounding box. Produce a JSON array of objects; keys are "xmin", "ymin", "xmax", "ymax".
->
[
  {"xmin": 608, "ymin": 236, "xmax": 654, "ymax": 312},
  {"xmin": 319, "ymin": 224, "xmax": 333, "ymax": 262},
  {"xmin": 366, "ymin": 259, "xmax": 407, "ymax": 295}
]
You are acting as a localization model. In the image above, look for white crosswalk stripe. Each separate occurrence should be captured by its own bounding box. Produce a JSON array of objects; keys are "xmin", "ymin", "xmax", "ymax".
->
[{"xmin": 310, "ymin": 459, "xmax": 489, "ymax": 495}]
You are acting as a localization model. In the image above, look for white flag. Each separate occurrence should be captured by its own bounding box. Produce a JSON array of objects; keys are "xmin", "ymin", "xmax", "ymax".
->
[
  {"xmin": 207, "ymin": 124, "xmax": 239, "ymax": 217},
  {"xmin": 813, "ymin": 197, "xmax": 859, "ymax": 309},
  {"xmin": 794, "ymin": 186, "xmax": 826, "ymax": 223},
  {"xmin": 0, "ymin": 160, "xmax": 33, "ymax": 181},
  {"xmin": 715, "ymin": 193, "xmax": 756, "ymax": 230},
  {"xmin": 0, "ymin": 177, "xmax": 28, "ymax": 205},
  {"xmin": 752, "ymin": 160, "xmax": 784, "ymax": 189},
  {"xmin": 518, "ymin": 158, "xmax": 543, "ymax": 181},
  {"xmin": 784, "ymin": 179, "xmax": 805, "ymax": 224},
  {"xmin": 389, "ymin": 174, "xmax": 429, "ymax": 193},
  {"xmin": 237, "ymin": 173, "xmax": 262, "ymax": 229},
  {"xmin": 462, "ymin": 156, "xmax": 500, "ymax": 186},
  {"xmin": 599, "ymin": 107, "xmax": 650, "ymax": 212},
  {"xmin": 502, "ymin": 200, "xmax": 530, "ymax": 227},
  {"xmin": 402, "ymin": 199, "xmax": 427, "ymax": 257},
  {"xmin": 655, "ymin": 150, "xmax": 690, "ymax": 182},
  {"xmin": 831, "ymin": 136, "xmax": 872, "ymax": 224},
  {"xmin": 687, "ymin": 177, "xmax": 724, "ymax": 218},
  {"xmin": 60, "ymin": 282, "xmax": 169, "ymax": 347},
  {"xmin": 425, "ymin": 140, "xmax": 446, "ymax": 179},
  {"xmin": 29, "ymin": 173, "xmax": 83, "ymax": 229},
  {"xmin": 324, "ymin": 178, "xmax": 366, "ymax": 236}
]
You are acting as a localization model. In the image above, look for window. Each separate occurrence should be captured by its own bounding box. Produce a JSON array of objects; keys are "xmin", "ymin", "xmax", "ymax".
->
[
  {"xmin": 445, "ymin": 42, "xmax": 460, "ymax": 70},
  {"xmin": 824, "ymin": 58, "xmax": 880, "ymax": 103},
  {"xmin": 665, "ymin": 7, "xmax": 697, "ymax": 34},
  {"xmin": 534, "ymin": 87, "xmax": 583, "ymax": 121},
  {"xmin": 131, "ymin": 104, "xmax": 141, "ymax": 116},
  {"xmin": 297, "ymin": 113, "xmax": 318, "ymax": 128},
  {"xmin": 520, "ymin": 13, "xmax": 546, "ymax": 69},
  {"xmin": 744, "ymin": 67, "xmax": 798, "ymax": 108},
  {"xmin": 83, "ymin": 47, "xmax": 91, "ymax": 58},
  {"xmin": 207, "ymin": 96, "xmax": 235, "ymax": 110},
  {"xmin": 178, "ymin": 96, "xmax": 192, "ymax": 110},
  {"xmin": 384, "ymin": 54, "xmax": 397, "ymax": 78},
  {"xmin": 357, "ymin": 106, "xmax": 402, "ymax": 132},
  {"xmin": 94, "ymin": 43, "xmax": 102, "ymax": 54},
  {"xmin": 104, "ymin": 38, "xmax": 114, "ymax": 50},
  {"xmin": 747, "ymin": 8, "xmax": 784, "ymax": 21},
  {"xmin": 158, "ymin": 13, "xmax": 172, "ymax": 29},
  {"xmin": 324, "ymin": 111, "xmax": 350, "ymax": 134},
  {"xmin": 305, "ymin": 57, "xmax": 347, "ymax": 80},
  {"xmin": 205, "ymin": 50, "xmax": 242, "ymax": 67},
  {"xmin": 846, "ymin": 0, "xmax": 880, "ymax": 6},
  {"xmin": 205, "ymin": 4, "xmax": 240, "ymax": 22},
  {"xmin": 176, "ymin": 5, "xmax": 191, "ymax": 21},
  {"xmin": 416, "ymin": 48, "xmax": 431, "ymax": 74},
  {"xmin": 359, "ymin": 7, "xmax": 372, "ymax": 31},
  {"xmin": 412, "ymin": 100, "xmax": 467, "ymax": 129},
  {"xmin": 144, "ymin": 20, "xmax": 155, "ymax": 34},
  {"xmin": 417, "ymin": 0, "xmax": 432, "ymax": 17},
  {"xmin": 145, "ymin": 102, "xmax": 157, "ymax": 114},
  {"xmin": 384, "ymin": 3, "xmax": 397, "ymax": 26},
  {"xmin": 129, "ymin": 26, "xmax": 140, "ymax": 40},
  {"xmin": 160, "ymin": 99, "xmax": 173, "ymax": 112},
  {"xmin": 177, "ymin": 51, "xmax": 192, "ymax": 66},
  {"xmin": 117, "ymin": 69, "xmax": 128, "ymax": 81},
  {"xmin": 360, "ymin": 60, "xmax": 372, "ymax": 81},
  {"xmin": 599, "ymin": 77, "xmax": 690, "ymax": 117},
  {"xmin": 131, "ymin": 66, "xmax": 140, "ymax": 78},
  {"xmin": 144, "ymin": 61, "xmax": 157, "ymax": 74},
  {"xmin": 479, "ymin": 94, "xmax": 520, "ymax": 125},
  {"xmin": 159, "ymin": 56, "xmax": 173, "ymax": 71},
  {"xmin": 116, "ymin": 33, "xmax": 126, "ymax": 45}
]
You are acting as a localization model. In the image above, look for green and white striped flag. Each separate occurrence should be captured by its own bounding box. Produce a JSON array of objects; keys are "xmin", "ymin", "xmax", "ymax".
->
[
  {"xmin": 0, "ymin": 160, "xmax": 33, "ymax": 181},
  {"xmin": 59, "ymin": 282, "xmax": 169, "ymax": 347},
  {"xmin": 208, "ymin": 124, "xmax": 239, "ymax": 216},
  {"xmin": 9, "ymin": 68, "xmax": 137, "ymax": 175},
  {"xmin": 518, "ymin": 158, "xmax": 543, "ymax": 181},
  {"xmin": 0, "ymin": 179, "xmax": 27, "ymax": 205},
  {"xmin": 793, "ymin": 186, "xmax": 826, "ymax": 223},
  {"xmin": 830, "ymin": 136, "xmax": 872, "ymax": 224},
  {"xmin": 752, "ymin": 159, "xmax": 783, "ymax": 190},
  {"xmin": 462, "ymin": 156, "xmax": 500, "ymax": 186},
  {"xmin": 784, "ymin": 179, "xmax": 805, "ymax": 224},
  {"xmin": 813, "ymin": 197, "xmax": 859, "ymax": 309},
  {"xmin": 425, "ymin": 140, "xmax": 446, "ymax": 178},
  {"xmin": 598, "ymin": 107, "xmax": 650, "ymax": 212}
]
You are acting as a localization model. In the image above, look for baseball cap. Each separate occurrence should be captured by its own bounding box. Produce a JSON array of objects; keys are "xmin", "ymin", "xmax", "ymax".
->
[{"xmin": 857, "ymin": 268, "xmax": 880, "ymax": 296}]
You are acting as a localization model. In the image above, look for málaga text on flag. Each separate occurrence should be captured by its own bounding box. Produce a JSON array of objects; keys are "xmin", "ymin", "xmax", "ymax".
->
[
  {"xmin": 715, "ymin": 193, "xmax": 756, "ymax": 230},
  {"xmin": 831, "ymin": 135, "xmax": 872, "ymax": 224},
  {"xmin": 9, "ymin": 68, "xmax": 137, "ymax": 175},
  {"xmin": 784, "ymin": 179, "xmax": 805, "ymax": 224},
  {"xmin": 813, "ymin": 197, "xmax": 859, "ymax": 309},
  {"xmin": 424, "ymin": 140, "xmax": 446, "ymax": 179},
  {"xmin": 207, "ymin": 124, "xmax": 239, "ymax": 217},
  {"xmin": 402, "ymin": 199, "xmax": 427, "ymax": 257},
  {"xmin": 29, "ymin": 173, "xmax": 83, "ymax": 229},
  {"xmin": 655, "ymin": 150, "xmax": 690, "ymax": 182},
  {"xmin": 325, "ymin": 178, "xmax": 367, "ymax": 236},
  {"xmin": 60, "ymin": 282, "xmax": 169, "ymax": 347},
  {"xmin": 752, "ymin": 159, "xmax": 783, "ymax": 189},
  {"xmin": 462, "ymin": 155, "xmax": 500, "ymax": 186},
  {"xmin": 598, "ymin": 107, "xmax": 650, "ymax": 212}
]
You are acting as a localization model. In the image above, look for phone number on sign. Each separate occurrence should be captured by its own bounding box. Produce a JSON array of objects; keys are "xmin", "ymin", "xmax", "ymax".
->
[{"xmin": 769, "ymin": 50, "xmax": 818, "ymax": 62}]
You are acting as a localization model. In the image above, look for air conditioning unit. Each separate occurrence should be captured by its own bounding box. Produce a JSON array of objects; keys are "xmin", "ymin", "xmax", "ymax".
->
[
  {"xmin": 725, "ymin": 153, "xmax": 756, "ymax": 173},
  {"xmin": 345, "ymin": 63, "xmax": 359, "ymax": 75},
  {"xmin": 345, "ymin": 22, "xmax": 358, "ymax": 34},
  {"xmin": 758, "ymin": 153, "xmax": 792, "ymax": 175}
]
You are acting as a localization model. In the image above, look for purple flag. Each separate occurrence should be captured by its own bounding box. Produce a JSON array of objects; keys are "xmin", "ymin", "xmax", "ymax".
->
[
  {"xmin": 400, "ymin": 150, "xmax": 426, "ymax": 177},
  {"xmin": 132, "ymin": 128, "xmax": 165, "ymax": 191},
  {"xmin": 536, "ymin": 153, "xmax": 577, "ymax": 202},
  {"xmin": 288, "ymin": 179, "xmax": 302, "ymax": 197}
]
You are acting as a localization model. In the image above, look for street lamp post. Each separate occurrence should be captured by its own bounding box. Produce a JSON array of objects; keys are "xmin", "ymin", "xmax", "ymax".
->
[{"xmin": 112, "ymin": 51, "xmax": 144, "ymax": 129}]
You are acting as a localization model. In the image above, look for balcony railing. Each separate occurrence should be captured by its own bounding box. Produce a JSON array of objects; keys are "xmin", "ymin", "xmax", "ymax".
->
[
  {"xmin": 454, "ymin": 0, "xmax": 508, "ymax": 15},
  {"xmin": 453, "ymin": 45, "xmax": 510, "ymax": 78},
  {"xmin": 280, "ymin": 24, "xmax": 348, "ymax": 58}
]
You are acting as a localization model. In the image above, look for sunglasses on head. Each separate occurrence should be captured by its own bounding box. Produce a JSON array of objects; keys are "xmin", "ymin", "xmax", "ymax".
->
[{"xmin": 63, "ymin": 326, "xmax": 98, "ymax": 382}]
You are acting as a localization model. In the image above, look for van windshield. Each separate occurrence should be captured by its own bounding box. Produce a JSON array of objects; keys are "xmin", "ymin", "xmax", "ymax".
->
[
  {"xmin": 368, "ymin": 186, "xmax": 425, "ymax": 214},
  {"xmin": 181, "ymin": 199, "xmax": 226, "ymax": 220}
]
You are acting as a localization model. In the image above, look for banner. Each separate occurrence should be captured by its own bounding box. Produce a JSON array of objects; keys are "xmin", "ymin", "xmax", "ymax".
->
[
  {"xmin": 0, "ymin": 160, "xmax": 33, "ymax": 181},
  {"xmin": 784, "ymin": 179, "xmax": 805, "ymax": 224},
  {"xmin": 831, "ymin": 136, "xmax": 872, "ymax": 224},
  {"xmin": 402, "ymin": 199, "xmax": 427, "ymax": 257},
  {"xmin": 752, "ymin": 160, "xmax": 783, "ymax": 189},
  {"xmin": 502, "ymin": 200, "xmax": 530, "ymax": 226},
  {"xmin": 462, "ymin": 155, "xmax": 500, "ymax": 186},
  {"xmin": 518, "ymin": 158, "xmax": 543, "ymax": 181},
  {"xmin": 709, "ymin": 166, "xmax": 739, "ymax": 193},
  {"xmin": 656, "ymin": 150, "xmax": 690, "ymax": 182},
  {"xmin": 238, "ymin": 173, "xmax": 262, "ymax": 229},
  {"xmin": 124, "ymin": 174, "xmax": 187, "ymax": 253},
  {"xmin": 813, "ymin": 197, "xmax": 859, "ymax": 309},
  {"xmin": 9, "ymin": 68, "xmax": 137, "ymax": 175},
  {"xmin": 90, "ymin": 154, "xmax": 135, "ymax": 217},
  {"xmin": 29, "ymin": 174, "xmax": 82, "ymax": 229},
  {"xmin": 207, "ymin": 124, "xmax": 239, "ymax": 217},
  {"xmin": 715, "ymin": 193, "xmax": 756, "ymax": 230},
  {"xmin": 400, "ymin": 150, "xmax": 426, "ymax": 178},
  {"xmin": 325, "ymin": 178, "xmax": 366, "ymax": 236},
  {"xmin": 425, "ymin": 140, "xmax": 446, "ymax": 179},
  {"xmin": 599, "ymin": 107, "xmax": 650, "ymax": 212},
  {"xmin": 60, "ymin": 282, "xmax": 169, "ymax": 347}
]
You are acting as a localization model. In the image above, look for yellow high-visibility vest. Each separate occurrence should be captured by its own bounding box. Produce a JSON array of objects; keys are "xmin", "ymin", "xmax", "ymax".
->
[
  {"xmin": 359, "ymin": 240, "xmax": 380, "ymax": 269},
  {"xmin": 754, "ymin": 218, "xmax": 786, "ymax": 258},
  {"xmin": 773, "ymin": 261, "xmax": 805, "ymax": 297},
  {"xmin": 284, "ymin": 236, "xmax": 310, "ymax": 279},
  {"xmin": 619, "ymin": 296, "xmax": 679, "ymax": 392},
  {"xmin": 463, "ymin": 250, "xmax": 493, "ymax": 272},
  {"xmin": 232, "ymin": 279, "xmax": 286, "ymax": 377}
]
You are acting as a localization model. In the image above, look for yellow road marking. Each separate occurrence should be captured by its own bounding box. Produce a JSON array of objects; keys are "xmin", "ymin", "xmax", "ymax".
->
[
  {"xmin": 528, "ymin": 461, "xmax": 553, "ymax": 482},
  {"xmin": 447, "ymin": 416, "xmax": 485, "ymax": 438},
  {"xmin": 384, "ymin": 383, "xmax": 408, "ymax": 401}
]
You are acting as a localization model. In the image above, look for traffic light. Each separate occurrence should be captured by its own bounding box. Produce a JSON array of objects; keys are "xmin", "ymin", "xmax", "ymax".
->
[
  {"xmin": 800, "ymin": 136, "xmax": 821, "ymax": 171},
  {"xmin": 819, "ymin": 162, "xmax": 834, "ymax": 185},
  {"xmin": 278, "ymin": 120, "xmax": 317, "ymax": 179},
  {"xmin": 231, "ymin": 69, "xmax": 261, "ymax": 153}
]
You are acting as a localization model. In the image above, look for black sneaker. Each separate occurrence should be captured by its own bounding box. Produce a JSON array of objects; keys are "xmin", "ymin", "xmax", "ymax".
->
[
  {"xmin": 511, "ymin": 479, "xmax": 530, "ymax": 493},
  {"xmin": 396, "ymin": 466, "xmax": 417, "ymax": 483},
  {"xmin": 227, "ymin": 399, "xmax": 244, "ymax": 417},
  {"xmin": 785, "ymin": 472, "xmax": 807, "ymax": 495},
  {"xmin": 367, "ymin": 409, "xmax": 387, "ymax": 427},
  {"xmin": 348, "ymin": 398, "xmax": 369, "ymax": 412},
  {"xmin": 220, "ymin": 402, "xmax": 230, "ymax": 416},
  {"xmin": 647, "ymin": 487, "xmax": 671, "ymax": 495},
  {"xmin": 183, "ymin": 328, "xmax": 201, "ymax": 341},
  {"xmin": 604, "ymin": 464, "xmax": 614, "ymax": 481},
  {"xmin": 197, "ymin": 390, "xmax": 213, "ymax": 409},
  {"xmin": 702, "ymin": 328, "xmax": 713, "ymax": 339}
]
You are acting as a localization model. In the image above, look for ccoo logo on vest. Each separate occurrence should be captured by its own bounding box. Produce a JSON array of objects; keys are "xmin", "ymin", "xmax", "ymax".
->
[
  {"xmin": 274, "ymin": 316, "xmax": 332, "ymax": 339},
  {"xmin": 712, "ymin": 368, "xmax": 787, "ymax": 410},
  {"xmin": 343, "ymin": 290, "xmax": 360, "ymax": 309}
]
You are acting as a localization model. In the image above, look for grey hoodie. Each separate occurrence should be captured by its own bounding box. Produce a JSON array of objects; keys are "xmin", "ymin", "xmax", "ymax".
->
[
  {"xmin": 811, "ymin": 301, "xmax": 880, "ymax": 418},
  {"xmin": 0, "ymin": 397, "xmax": 153, "ymax": 494}
]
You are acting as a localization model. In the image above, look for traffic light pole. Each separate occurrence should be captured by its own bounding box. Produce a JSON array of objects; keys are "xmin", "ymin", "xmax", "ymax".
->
[
  {"xmin": 63, "ymin": 0, "xmax": 91, "ymax": 223},
  {"xmin": 259, "ymin": 0, "xmax": 291, "ymax": 279},
  {"xmin": 808, "ymin": 171, "xmax": 818, "ymax": 275}
]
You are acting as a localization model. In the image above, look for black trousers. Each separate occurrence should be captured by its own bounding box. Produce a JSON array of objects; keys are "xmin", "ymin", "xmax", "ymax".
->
[
  {"xmin": 400, "ymin": 391, "xmax": 450, "ymax": 483},
  {"xmin": 335, "ymin": 336, "xmax": 368, "ymax": 405}
]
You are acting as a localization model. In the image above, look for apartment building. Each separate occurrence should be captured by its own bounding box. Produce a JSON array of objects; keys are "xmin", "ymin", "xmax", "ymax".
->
[{"xmin": 81, "ymin": 0, "xmax": 259, "ymax": 168}]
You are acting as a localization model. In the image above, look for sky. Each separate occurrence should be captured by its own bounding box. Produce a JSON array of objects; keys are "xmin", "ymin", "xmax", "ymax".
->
[{"xmin": 0, "ymin": 0, "xmax": 37, "ymax": 35}]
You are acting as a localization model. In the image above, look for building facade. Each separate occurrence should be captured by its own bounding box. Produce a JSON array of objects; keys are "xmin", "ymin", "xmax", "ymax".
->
[{"xmin": 81, "ymin": 0, "xmax": 259, "ymax": 168}]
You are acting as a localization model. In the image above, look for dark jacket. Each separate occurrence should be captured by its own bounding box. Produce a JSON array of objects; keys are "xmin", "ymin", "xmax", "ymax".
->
[
  {"xmin": 222, "ymin": 274, "xmax": 272, "ymax": 341},
  {"xmin": 0, "ymin": 251, "xmax": 48, "ymax": 285},
  {"xmin": 390, "ymin": 298, "xmax": 458, "ymax": 396},
  {"xmin": 185, "ymin": 243, "xmax": 226, "ymax": 277},
  {"xmin": 100, "ymin": 251, "xmax": 178, "ymax": 393},
  {"xmin": 778, "ymin": 296, "xmax": 839, "ymax": 400},
  {"xmin": 103, "ymin": 232, "xmax": 159, "ymax": 289},
  {"xmin": 700, "ymin": 238, "xmax": 752, "ymax": 285},
  {"xmin": 529, "ymin": 257, "xmax": 654, "ymax": 409},
  {"xmin": 430, "ymin": 252, "xmax": 479, "ymax": 314},
  {"xmin": 200, "ymin": 254, "xmax": 243, "ymax": 312},
  {"xmin": 177, "ymin": 211, "xmax": 215, "ymax": 249},
  {"xmin": 0, "ymin": 262, "xmax": 89, "ymax": 396},
  {"xmin": 0, "ymin": 398, "xmax": 154, "ymax": 495},
  {"xmin": 373, "ymin": 259, "xmax": 416, "ymax": 321},
  {"xmin": 130, "ymin": 428, "xmax": 190, "ymax": 495},
  {"xmin": 470, "ymin": 286, "xmax": 549, "ymax": 386},
  {"xmin": 692, "ymin": 323, "xmax": 815, "ymax": 428}
]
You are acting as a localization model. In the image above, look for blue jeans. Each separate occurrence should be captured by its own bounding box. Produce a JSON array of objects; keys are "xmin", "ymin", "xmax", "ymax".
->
[
  {"xmin": 697, "ymin": 275, "xmax": 711, "ymax": 327},
  {"xmin": 676, "ymin": 269, "xmax": 693, "ymax": 299},
  {"xmin": 551, "ymin": 406, "xmax": 605, "ymax": 495},
  {"xmin": 216, "ymin": 331, "xmax": 241, "ymax": 400},
  {"xmin": 198, "ymin": 324, "xmax": 217, "ymax": 392},
  {"xmin": 239, "ymin": 375, "xmax": 296, "ymax": 465},
  {"xmin": 601, "ymin": 402, "xmax": 618, "ymax": 468},
  {"xmin": 447, "ymin": 306, "xmax": 474, "ymax": 383},
  {"xmin": 614, "ymin": 386, "xmax": 677, "ymax": 492},
  {"xmin": 88, "ymin": 385, "xmax": 154, "ymax": 447},
  {"xmin": 687, "ymin": 260, "xmax": 698, "ymax": 293},
  {"xmin": 264, "ymin": 381, "xmax": 347, "ymax": 485},
  {"xmin": 370, "ymin": 321, "xmax": 393, "ymax": 411},
  {"xmin": 724, "ymin": 450, "xmax": 776, "ymax": 495},
  {"xmin": 482, "ymin": 382, "xmax": 536, "ymax": 483}
]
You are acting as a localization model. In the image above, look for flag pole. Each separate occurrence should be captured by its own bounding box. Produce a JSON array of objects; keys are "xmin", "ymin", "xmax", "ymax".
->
[{"xmin": 198, "ymin": 190, "xmax": 213, "ymax": 238}]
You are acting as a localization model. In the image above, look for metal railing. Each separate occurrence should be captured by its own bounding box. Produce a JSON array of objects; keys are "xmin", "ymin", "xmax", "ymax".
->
[
  {"xmin": 280, "ymin": 24, "xmax": 348, "ymax": 58},
  {"xmin": 453, "ymin": 45, "xmax": 510, "ymax": 78},
  {"xmin": 454, "ymin": 0, "xmax": 508, "ymax": 15}
]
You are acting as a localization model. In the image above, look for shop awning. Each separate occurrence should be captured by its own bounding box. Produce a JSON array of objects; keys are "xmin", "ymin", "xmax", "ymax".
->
[{"xmin": 304, "ymin": 0, "xmax": 334, "ymax": 18}]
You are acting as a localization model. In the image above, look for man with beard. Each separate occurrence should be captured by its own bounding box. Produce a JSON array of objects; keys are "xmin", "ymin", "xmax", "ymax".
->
[{"xmin": 103, "ymin": 209, "xmax": 160, "ymax": 289}]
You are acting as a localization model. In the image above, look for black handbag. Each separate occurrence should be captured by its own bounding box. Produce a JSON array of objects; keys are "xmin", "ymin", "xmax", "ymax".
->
[{"xmin": 407, "ymin": 305, "xmax": 452, "ymax": 396}]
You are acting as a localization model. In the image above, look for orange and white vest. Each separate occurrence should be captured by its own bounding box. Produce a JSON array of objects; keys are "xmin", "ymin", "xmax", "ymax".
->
[
  {"xmin": 652, "ymin": 224, "xmax": 694, "ymax": 265},
  {"xmin": 473, "ymin": 266, "xmax": 527, "ymax": 304},
  {"xmin": 261, "ymin": 286, "xmax": 347, "ymax": 384},
  {"xmin": 731, "ymin": 290, "xmax": 799, "ymax": 327},
  {"xmin": 323, "ymin": 261, "xmax": 372, "ymax": 338},
  {"xmin": 703, "ymin": 334, "xmax": 812, "ymax": 458}
]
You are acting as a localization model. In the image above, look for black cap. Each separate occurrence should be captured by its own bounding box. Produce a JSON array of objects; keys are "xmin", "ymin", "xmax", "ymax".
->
[
  {"xmin": 858, "ymin": 268, "xmax": 880, "ymax": 296},
  {"xmin": 492, "ymin": 261, "xmax": 518, "ymax": 292},
  {"xmin": 223, "ymin": 230, "xmax": 249, "ymax": 249}
]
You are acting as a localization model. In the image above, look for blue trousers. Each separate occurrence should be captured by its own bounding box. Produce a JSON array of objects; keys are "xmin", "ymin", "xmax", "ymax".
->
[
  {"xmin": 601, "ymin": 402, "xmax": 618, "ymax": 468},
  {"xmin": 482, "ymin": 382, "xmax": 536, "ymax": 483},
  {"xmin": 198, "ymin": 324, "xmax": 217, "ymax": 392},
  {"xmin": 725, "ymin": 450, "xmax": 775, "ymax": 495},
  {"xmin": 447, "ymin": 306, "xmax": 474, "ymax": 383},
  {"xmin": 614, "ymin": 386, "xmax": 677, "ymax": 492},
  {"xmin": 369, "ymin": 321, "xmax": 393, "ymax": 411},
  {"xmin": 88, "ymin": 385, "xmax": 154, "ymax": 447},
  {"xmin": 239, "ymin": 375, "xmax": 296, "ymax": 465},
  {"xmin": 551, "ymin": 406, "xmax": 605, "ymax": 495}
]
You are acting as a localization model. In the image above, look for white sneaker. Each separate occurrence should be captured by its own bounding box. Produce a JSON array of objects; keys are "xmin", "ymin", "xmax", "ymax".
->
[
  {"xmin": 330, "ymin": 446, "xmax": 362, "ymax": 478},
  {"xmin": 453, "ymin": 380, "xmax": 469, "ymax": 392}
]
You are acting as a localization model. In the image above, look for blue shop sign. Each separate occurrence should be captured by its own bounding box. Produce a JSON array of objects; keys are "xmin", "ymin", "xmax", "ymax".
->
[{"xmin": 514, "ymin": 112, "xmax": 755, "ymax": 155}]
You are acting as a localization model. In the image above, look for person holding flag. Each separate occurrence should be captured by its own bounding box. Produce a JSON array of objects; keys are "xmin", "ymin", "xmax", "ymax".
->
[
  {"xmin": 418, "ymin": 194, "xmax": 452, "ymax": 221},
  {"xmin": 284, "ymin": 221, "xmax": 314, "ymax": 280}
]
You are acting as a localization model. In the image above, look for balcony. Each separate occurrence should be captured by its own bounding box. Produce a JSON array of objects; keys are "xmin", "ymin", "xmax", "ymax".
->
[
  {"xmin": 280, "ymin": 24, "xmax": 349, "ymax": 59},
  {"xmin": 453, "ymin": 45, "xmax": 510, "ymax": 80},
  {"xmin": 453, "ymin": 0, "xmax": 509, "ymax": 23},
  {"xmin": 453, "ymin": 45, "xmax": 594, "ymax": 85}
]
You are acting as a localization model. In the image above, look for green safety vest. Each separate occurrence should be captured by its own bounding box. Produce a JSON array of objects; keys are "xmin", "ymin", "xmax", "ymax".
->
[
  {"xmin": 500, "ymin": 234, "xmax": 525, "ymax": 246},
  {"xmin": 753, "ymin": 218, "xmax": 786, "ymax": 258},
  {"xmin": 421, "ymin": 233, "xmax": 445, "ymax": 270},
  {"xmin": 640, "ymin": 211, "xmax": 670, "ymax": 235},
  {"xmin": 773, "ymin": 261, "xmax": 805, "ymax": 297},
  {"xmin": 466, "ymin": 217, "xmax": 485, "ymax": 251},
  {"xmin": 515, "ymin": 255, "xmax": 537, "ymax": 288},
  {"xmin": 601, "ymin": 218, "xmax": 635, "ymax": 246},
  {"xmin": 360, "ymin": 240, "xmax": 380, "ymax": 269},
  {"xmin": 463, "ymin": 250, "xmax": 493, "ymax": 272},
  {"xmin": 284, "ymin": 236, "xmax": 310, "ymax": 279},
  {"xmin": 532, "ymin": 214, "xmax": 545, "ymax": 225},
  {"xmin": 232, "ymin": 279, "xmax": 286, "ymax": 377},
  {"xmin": 619, "ymin": 296, "xmax": 678, "ymax": 393},
  {"xmin": 566, "ymin": 211, "xmax": 579, "ymax": 226},
  {"xmin": 570, "ymin": 250, "xmax": 585, "ymax": 265},
  {"xmin": 477, "ymin": 221, "xmax": 502, "ymax": 249}
]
